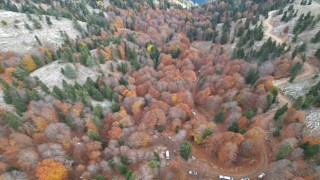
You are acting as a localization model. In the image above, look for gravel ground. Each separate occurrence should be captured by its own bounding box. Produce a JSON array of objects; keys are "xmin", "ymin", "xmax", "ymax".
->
[
  {"xmin": 271, "ymin": 1, "xmax": 320, "ymax": 57},
  {"xmin": 279, "ymin": 75, "xmax": 319, "ymax": 100},
  {"xmin": 29, "ymin": 60, "xmax": 125, "ymax": 110},
  {"xmin": 278, "ymin": 71, "xmax": 320, "ymax": 131},
  {"xmin": 30, "ymin": 61, "xmax": 100, "ymax": 89},
  {"xmin": 305, "ymin": 108, "xmax": 320, "ymax": 133},
  {"xmin": 0, "ymin": 10, "xmax": 85, "ymax": 55}
]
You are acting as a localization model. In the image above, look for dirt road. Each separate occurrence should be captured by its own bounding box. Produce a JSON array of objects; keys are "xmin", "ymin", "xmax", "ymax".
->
[
  {"xmin": 264, "ymin": 10, "xmax": 285, "ymax": 44},
  {"xmin": 272, "ymin": 62, "xmax": 318, "ymax": 107}
]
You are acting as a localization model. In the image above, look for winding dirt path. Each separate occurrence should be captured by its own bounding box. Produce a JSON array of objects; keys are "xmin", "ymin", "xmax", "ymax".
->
[
  {"xmin": 264, "ymin": 10, "xmax": 285, "ymax": 44},
  {"xmin": 272, "ymin": 62, "xmax": 318, "ymax": 107}
]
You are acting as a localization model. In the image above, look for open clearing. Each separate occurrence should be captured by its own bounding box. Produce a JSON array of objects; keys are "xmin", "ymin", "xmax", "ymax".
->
[{"xmin": 0, "ymin": 10, "xmax": 85, "ymax": 54}]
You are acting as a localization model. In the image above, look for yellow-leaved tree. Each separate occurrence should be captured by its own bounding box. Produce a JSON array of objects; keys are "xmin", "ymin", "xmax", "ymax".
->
[
  {"xmin": 36, "ymin": 159, "xmax": 69, "ymax": 180},
  {"xmin": 23, "ymin": 55, "xmax": 37, "ymax": 72},
  {"xmin": 147, "ymin": 44, "xmax": 154, "ymax": 53}
]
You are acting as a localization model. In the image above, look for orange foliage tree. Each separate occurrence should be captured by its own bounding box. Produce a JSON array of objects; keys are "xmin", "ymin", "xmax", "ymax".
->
[
  {"xmin": 23, "ymin": 55, "xmax": 37, "ymax": 72},
  {"xmin": 36, "ymin": 159, "xmax": 69, "ymax": 180},
  {"xmin": 218, "ymin": 142, "xmax": 238, "ymax": 164},
  {"xmin": 118, "ymin": 42, "xmax": 126, "ymax": 60}
]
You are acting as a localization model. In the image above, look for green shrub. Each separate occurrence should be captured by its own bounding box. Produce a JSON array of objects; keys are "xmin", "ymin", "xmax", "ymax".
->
[
  {"xmin": 202, "ymin": 128, "xmax": 213, "ymax": 139},
  {"xmin": 3, "ymin": 89, "xmax": 13, "ymax": 104},
  {"xmin": 118, "ymin": 163, "xmax": 127, "ymax": 175},
  {"xmin": 153, "ymin": 151, "xmax": 160, "ymax": 162},
  {"xmin": 214, "ymin": 108, "xmax": 225, "ymax": 123},
  {"xmin": 293, "ymin": 96, "xmax": 304, "ymax": 110},
  {"xmin": 228, "ymin": 122, "xmax": 239, "ymax": 133},
  {"xmin": 93, "ymin": 105, "xmax": 103, "ymax": 119},
  {"xmin": 300, "ymin": 142, "xmax": 320, "ymax": 158},
  {"xmin": 6, "ymin": 166, "xmax": 20, "ymax": 172},
  {"xmin": 94, "ymin": 175, "xmax": 105, "ymax": 180},
  {"xmin": 88, "ymin": 129, "xmax": 100, "ymax": 141},
  {"xmin": 1, "ymin": 20, "xmax": 7, "ymax": 25},
  {"xmin": 243, "ymin": 108, "xmax": 254, "ymax": 120},
  {"xmin": 179, "ymin": 141, "xmax": 192, "ymax": 160},
  {"xmin": 120, "ymin": 155, "xmax": 130, "ymax": 165},
  {"xmin": 175, "ymin": 126, "xmax": 180, "ymax": 133},
  {"xmin": 62, "ymin": 64, "xmax": 78, "ymax": 79},
  {"xmin": 92, "ymin": 115, "xmax": 103, "ymax": 129},
  {"xmin": 32, "ymin": 19, "xmax": 42, "ymax": 29},
  {"xmin": 108, "ymin": 159, "xmax": 115, "ymax": 169},
  {"xmin": 170, "ymin": 48, "xmax": 181, "ymax": 58},
  {"xmin": 239, "ymin": 128, "xmax": 247, "ymax": 134},
  {"xmin": 148, "ymin": 160, "xmax": 159, "ymax": 168},
  {"xmin": 302, "ymin": 95, "xmax": 315, "ymax": 109},
  {"xmin": 119, "ymin": 77, "xmax": 128, "ymax": 86},
  {"xmin": 273, "ymin": 125, "xmax": 283, "ymax": 137},
  {"xmin": 46, "ymin": 16, "xmax": 52, "ymax": 26},
  {"xmin": 86, "ymin": 56, "xmax": 97, "ymax": 67},
  {"xmin": 111, "ymin": 102, "xmax": 120, "ymax": 112},
  {"xmin": 276, "ymin": 144, "xmax": 292, "ymax": 160},
  {"xmin": 118, "ymin": 139, "xmax": 125, "ymax": 146},
  {"xmin": 125, "ymin": 171, "xmax": 135, "ymax": 180},
  {"xmin": 155, "ymin": 125, "xmax": 163, "ymax": 133}
]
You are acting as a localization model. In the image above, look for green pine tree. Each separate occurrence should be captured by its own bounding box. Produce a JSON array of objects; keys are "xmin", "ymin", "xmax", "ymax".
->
[
  {"xmin": 12, "ymin": 96, "xmax": 27, "ymax": 115},
  {"xmin": 63, "ymin": 64, "xmax": 78, "ymax": 79},
  {"xmin": 88, "ymin": 129, "xmax": 100, "ymax": 141},
  {"xmin": 245, "ymin": 68, "xmax": 259, "ymax": 85},
  {"xmin": 214, "ymin": 108, "xmax": 225, "ymax": 123},
  {"xmin": 26, "ymin": 89, "xmax": 40, "ymax": 101},
  {"xmin": 91, "ymin": 87, "xmax": 104, "ymax": 101},
  {"xmin": 293, "ymin": 96, "xmax": 304, "ymax": 110},
  {"xmin": 274, "ymin": 103, "xmax": 288, "ymax": 120},
  {"xmin": 179, "ymin": 141, "xmax": 192, "ymax": 160},
  {"xmin": 4, "ymin": 111, "xmax": 22, "ymax": 130},
  {"xmin": 86, "ymin": 56, "xmax": 96, "ymax": 67},
  {"xmin": 3, "ymin": 89, "xmax": 14, "ymax": 104},
  {"xmin": 220, "ymin": 31, "xmax": 228, "ymax": 45}
]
